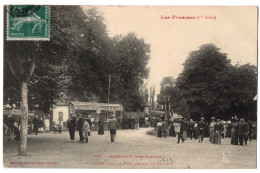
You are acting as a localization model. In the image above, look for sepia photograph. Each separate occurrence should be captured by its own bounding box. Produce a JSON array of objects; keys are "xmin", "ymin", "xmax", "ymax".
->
[{"xmin": 2, "ymin": 4, "xmax": 258, "ymax": 169}]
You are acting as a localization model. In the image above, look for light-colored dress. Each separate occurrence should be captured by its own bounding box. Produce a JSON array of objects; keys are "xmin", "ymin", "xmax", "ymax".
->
[
  {"xmin": 173, "ymin": 123, "xmax": 181, "ymax": 133},
  {"xmin": 44, "ymin": 119, "xmax": 49, "ymax": 131},
  {"xmin": 209, "ymin": 122, "xmax": 215, "ymax": 142},
  {"xmin": 82, "ymin": 121, "xmax": 90, "ymax": 138}
]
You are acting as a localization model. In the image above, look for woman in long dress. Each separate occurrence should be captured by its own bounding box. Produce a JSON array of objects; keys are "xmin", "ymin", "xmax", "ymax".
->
[
  {"xmin": 169, "ymin": 121, "xmax": 176, "ymax": 137},
  {"xmin": 226, "ymin": 121, "xmax": 232, "ymax": 138},
  {"xmin": 194, "ymin": 122, "xmax": 199, "ymax": 139},
  {"xmin": 98, "ymin": 119, "xmax": 104, "ymax": 135},
  {"xmin": 157, "ymin": 120, "xmax": 163, "ymax": 138},
  {"xmin": 231, "ymin": 119, "xmax": 238, "ymax": 145},
  {"xmin": 209, "ymin": 119, "xmax": 216, "ymax": 143}
]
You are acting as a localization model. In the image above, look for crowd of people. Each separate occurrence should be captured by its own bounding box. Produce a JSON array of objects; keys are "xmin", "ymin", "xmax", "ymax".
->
[
  {"xmin": 120, "ymin": 114, "xmax": 152, "ymax": 130},
  {"xmin": 4, "ymin": 110, "xmax": 257, "ymax": 147},
  {"xmin": 3, "ymin": 114, "xmax": 20, "ymax": 141},
  {"xmin": 155, "ymin": 115, "xmax": 257, "ymax": 146},
  {"xmin": 67, "ymin": 113, "xmax": 119, "ymax": 143},
  {"xmin": 4, "ymin": 113, "xmax": 52, "ymax": 142}
]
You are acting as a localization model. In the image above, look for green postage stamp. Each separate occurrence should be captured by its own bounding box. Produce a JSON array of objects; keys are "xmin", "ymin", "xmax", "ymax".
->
[{"xmin": 6, "ymin": 5, "xmax": 50, "ymax": 41}]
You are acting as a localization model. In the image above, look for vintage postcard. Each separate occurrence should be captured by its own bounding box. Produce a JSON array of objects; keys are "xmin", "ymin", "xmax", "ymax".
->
[{"xmin": 2, "ymin": 5, "xmax": 258, "ymax": 169}]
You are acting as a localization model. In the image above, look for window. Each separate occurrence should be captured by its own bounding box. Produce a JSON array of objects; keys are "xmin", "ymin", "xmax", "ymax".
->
[{"xmin": 58, "ymin": 112, "xmax": 63, "ymax": 122}]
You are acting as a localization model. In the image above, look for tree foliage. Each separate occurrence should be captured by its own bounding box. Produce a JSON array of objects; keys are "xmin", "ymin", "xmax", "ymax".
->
[
  {"xmin": 158, "ymin": 44, "xmax": 257, "ymax": 121},
  {"xmin": 4, "ymin": 6, "xmax": 92, "ymax": 112},
  {"xmin": 4, "ymin": 6, "xmax": 151, "ymax": 113},
  {"xmin": 111, "ymin": 33, "xmax": 151, "ymax": 111},
  {"xmin": 158, "ymin": 44, "xmax": 257, "ymax": 120},
  {"xmin": 157, "ymin": 76, "xmax": 176, "ymax": 106}
]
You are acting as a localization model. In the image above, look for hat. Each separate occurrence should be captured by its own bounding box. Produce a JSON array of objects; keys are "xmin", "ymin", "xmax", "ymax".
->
[
  {"xmin": 216, "ymin": 119, "xmax": 220, "ymax": 122},
  {"xmin": 177, "ymin": 115, "xmax": 183, "ymax": 119},
  {"xmin": 200, "ymin": 117, "xmax": 204, "ymax": 120},
  {"xmin": 211, "ymin": 117, "xmax": 215, "ymax": 120}
]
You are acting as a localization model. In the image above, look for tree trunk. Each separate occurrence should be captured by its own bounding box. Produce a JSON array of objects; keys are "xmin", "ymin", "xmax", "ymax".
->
[{"xmin": 18, "ymin": 81, "xmax": 28, "ymax": 156}]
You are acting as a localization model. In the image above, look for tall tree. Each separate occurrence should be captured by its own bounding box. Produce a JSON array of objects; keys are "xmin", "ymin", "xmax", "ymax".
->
[
  {"xmin": 215, "ymin": 64, "xmax": 257, "ymax": 119},
  {"xmin": 140, "ymin": 82, "xmax": 149, "ymax": 106},
  {"xmin": 150, "ymin": 85, "xmax": 155, "ymax": 109},
  {"xmin": 157, "ymin": 76, "xmax": 176, "ymax": 111},
  {"xmin": 112, "ymin": 33, "xmax": 151, "ymax": 111},
  {"xmin": 175, "ymin": 43, "xmax": 257, "ymax": 120},
  {"xmin": 4, "ymin": 6, "xmax": 93, "ymax": 156},
  {"xmin": 68, "ymin": 8, "xmax": 114, "ymax": 102}
]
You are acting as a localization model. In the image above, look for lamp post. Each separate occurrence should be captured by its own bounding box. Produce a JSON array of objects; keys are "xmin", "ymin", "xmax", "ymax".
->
[{"xmin": 108, "ymin": 74, "xmax": 111, "ymax": 103}]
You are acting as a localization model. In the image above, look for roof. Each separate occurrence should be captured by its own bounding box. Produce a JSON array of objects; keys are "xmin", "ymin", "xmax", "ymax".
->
[
  {"xmin": 70, "ymin": 102, "xmax": 122, "ymax": 107},
  {"xmin": 150, "ymin": 110, "xmax": 165, "ymax": 114},
  {"xmin": 70, "ymin": 102, "xmax": 123, "ymax": 111}
]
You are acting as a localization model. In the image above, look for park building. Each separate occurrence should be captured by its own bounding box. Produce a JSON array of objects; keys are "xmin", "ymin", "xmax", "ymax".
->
[{"xmin": 52, "ymin": 102, "xmax": 123, "ymax": 130}]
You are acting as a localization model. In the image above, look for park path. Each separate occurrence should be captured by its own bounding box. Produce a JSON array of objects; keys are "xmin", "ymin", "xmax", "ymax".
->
[{"xmin": 3, "ymin": 127, "xmax": 257, "ymax": 169}]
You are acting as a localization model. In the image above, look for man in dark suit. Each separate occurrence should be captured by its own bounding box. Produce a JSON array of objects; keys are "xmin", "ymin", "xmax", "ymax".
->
[
  {"xmin": 188, "ymin": 119, "xmax": 195, "ymax": 140},
  {"xmin": 77, "ymin": 114, "xmax": 84, "ymax": 142},
  {"xmin": 7, "ymin": 114, "xmax": 15, "ymax": 134},
  {"xmin": 108, "ymin": 115, "xmax": 118, "ymax": 142},
  {"xmin": 198, "ymin": 117, "xmax": 206, "ymax": 143},
  {"xmin": 214, "ymin": 119, "xmax": 224, "ymax": 145},
  {"xmin": 130, "ymin": 116, "xmax": 135, "ymax": 130},
  {"xmin": 237, "ymin": 118, "xmax": 249, "ymax": 146},
  {"xmin": 67, "ymin": 114, "xmax": 77, "ymax": 142},
  {"xmin": 176, "ymin": 116, "xmax": 185, "ymax": 143},
  {"xmin": 33, "ymin": 115, "xmax": 40, "ymax": 135}
]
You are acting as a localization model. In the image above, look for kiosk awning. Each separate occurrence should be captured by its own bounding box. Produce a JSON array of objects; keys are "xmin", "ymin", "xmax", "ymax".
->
[{"xmin": 71, "ymin": 102, "xmax": 123, "ymax": 111}]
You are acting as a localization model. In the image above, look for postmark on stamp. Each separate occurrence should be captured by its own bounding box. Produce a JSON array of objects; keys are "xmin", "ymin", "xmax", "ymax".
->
[{"xmin": 6, "ymin": 5, "xmax": 50, "ymax": 41}]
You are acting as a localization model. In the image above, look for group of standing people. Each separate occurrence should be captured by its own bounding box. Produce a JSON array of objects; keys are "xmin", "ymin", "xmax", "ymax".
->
[
  {"xmin": 67, "ymin": 114, "xmax": 92, "ymax": 143},
  {"xmin": 209, "ymin": 116, "xmax": 255, "ymax": 145},
  {"xmin": 30, "ymin": 115, "xmax": 50, "ymax": 135},
  {"xmin": 67, "ymin": 113, "xmax": 119, "ymax": 143},
  {"xmin": 157, "ymin": 116, "xmax": 207, "ymax": 143},
  {"xmin": 121, "ymin": 114, "xmax": 151, "ymax": 130},
  {"xmin": 156, "ymin": 114, "xmax": 256, "ymax": 146},
  {"xmin": 4, "ymin": 114, "xmax": 20, "ymax": 141}
]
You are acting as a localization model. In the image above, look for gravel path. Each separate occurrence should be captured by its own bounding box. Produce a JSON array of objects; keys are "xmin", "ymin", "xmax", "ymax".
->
[{"xmin": 3, "ymin": 128, "xmax": 256, "ymax": 168}]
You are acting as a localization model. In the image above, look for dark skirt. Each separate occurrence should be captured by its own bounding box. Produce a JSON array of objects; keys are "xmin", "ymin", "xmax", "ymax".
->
[
  {"xmin": 231, "ymin": 128, "xmax": 238, "ymax": 145},
  {"xmin": 194, "ymin": 128, "xmax": 199, "ymax": 139},
  {"xmin": 169, "ymin": 126, "xmax": 176, "ymax": 137},
  {"xmin": 98, "ymin": 126, "xmax": 104, "ymax": 135},
  {"xmin": 226, "ymin": 125, "xmax": 232, "ymax": 138},
  {"xmin": 131, "ymin": 122, "xmax": 135, "ymax": 130},
  {"xmin": 157, "ymin": 127, "xmax": 162, "ymax": 137}
]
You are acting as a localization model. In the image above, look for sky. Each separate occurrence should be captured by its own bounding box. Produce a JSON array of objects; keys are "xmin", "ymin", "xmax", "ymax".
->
[{"xmin": 83, "ymin": 6, "xmax": 258, "ymax": 97}]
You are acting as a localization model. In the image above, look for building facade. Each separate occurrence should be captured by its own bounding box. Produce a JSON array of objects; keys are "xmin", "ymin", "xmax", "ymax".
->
[{"xmin": 52, "ymin": 102, "xmax": 123, "ymax": 130}]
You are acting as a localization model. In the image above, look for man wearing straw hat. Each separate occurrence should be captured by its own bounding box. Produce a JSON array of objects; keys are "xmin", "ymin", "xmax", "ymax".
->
[
  {"xmin": 214, "ymin": 119, "xmax": 224, "ymax": 145},
  {"xmin": 237, "ymin": 118, "xmax": 249, "ymax": 146},
  {"xmin": 198, "ymin": 117, "xmax": 206, "ymax": 143},
  {"xmin": 108, "ymin": 114, "xmax": 118, "ymax": 142},
  {"xmin": 175, "ymin": 115, "xmax": 185, "ymax": 143}
]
